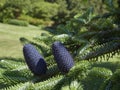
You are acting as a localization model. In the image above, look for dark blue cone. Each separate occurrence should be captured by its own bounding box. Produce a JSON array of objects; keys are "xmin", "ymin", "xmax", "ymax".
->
[
  {"xmin": 23, "ymin": 44, "xmax": 47, "ymax": 75},
  {"xmin": 52, "ymin": 41, "xmax": 74, "ymax": 73}
]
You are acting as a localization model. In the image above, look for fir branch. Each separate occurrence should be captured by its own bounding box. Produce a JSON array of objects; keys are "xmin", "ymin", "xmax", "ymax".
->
[
  {"xmin": 80, "ymin": 41, "xmax": 120, "ymax": 60},
  {"xmin": 34, "ymin": 75, "xmax": 63, "ymax": 90}
]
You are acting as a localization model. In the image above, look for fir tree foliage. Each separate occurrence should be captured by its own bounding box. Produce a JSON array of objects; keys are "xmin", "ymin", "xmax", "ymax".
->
[
  {"xmin": 50, "ymin": 0, "xmax": 120, "ymax": 61},
  {"xmin": 0, "ymin": 57, "xmax": 120, "ymax": 90},
  {"xmin": 0, "ymin": 0, "xmax": 120, "ymax": 90},
  {"xmin": 100, "ymin": 69, "xmax": 120, "ymax": 90},
  {"xmin": 20, "ymin": 0, "xmax": 120, "ymax": 61}
]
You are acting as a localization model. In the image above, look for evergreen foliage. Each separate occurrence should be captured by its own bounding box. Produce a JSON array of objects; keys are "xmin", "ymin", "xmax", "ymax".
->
[
  {"xmin": 100, "ymin": 69, "xmax": 120, "ymax": 90},
  {"xmin": 0, "ymin": 0, "xmax": 120, "ymax": 90},
  {"xmin": 45, "ymin": 0, "xmax": 120, "ymax": 61},
  {"xmin": 1, "ymin": 58, "xmax": 120, "ymax": 90}
]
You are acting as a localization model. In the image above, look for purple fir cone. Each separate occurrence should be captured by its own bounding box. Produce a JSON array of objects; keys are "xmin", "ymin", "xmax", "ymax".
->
[
  {"xmin": 23, "ymin": 44, "xmax": 47, "ymax": 75},
  {"xmin": 52, "ymin": 41, "xmax": 74, "ymax": 73}
]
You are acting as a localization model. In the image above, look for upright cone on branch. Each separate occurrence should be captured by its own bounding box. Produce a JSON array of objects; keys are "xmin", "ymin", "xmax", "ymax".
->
[
  {"xmin": 23, "ymin": 44, "xmax": 47, "ymax": 75},
  {"xmin": 52, "ymin": 41, "xmax": 74, "ymax": 73}
]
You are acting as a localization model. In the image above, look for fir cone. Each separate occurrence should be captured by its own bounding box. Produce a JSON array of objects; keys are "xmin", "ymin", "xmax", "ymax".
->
[
  {"xmin": 52, "ymin": 41, "xmax": 74, "ymax": 73},
  {"xmin": 23, "ymin": 44, "xmax": 47, "ymax": 75}
]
